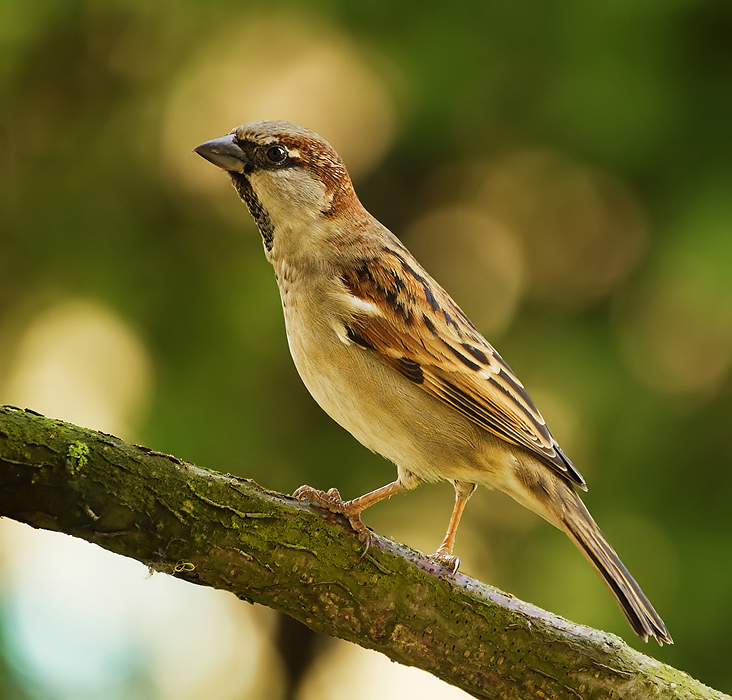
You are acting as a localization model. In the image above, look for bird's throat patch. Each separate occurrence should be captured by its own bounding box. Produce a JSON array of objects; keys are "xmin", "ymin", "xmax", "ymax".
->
[{"xmin": 230, "ymin": 174, "xmax": 274, "ymax": 251}]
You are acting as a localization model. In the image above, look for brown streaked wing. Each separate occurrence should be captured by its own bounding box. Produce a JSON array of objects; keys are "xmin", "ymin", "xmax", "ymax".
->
[{"xmin": 341, "ymin": 248, "xmax": 586, "ymax": 488}]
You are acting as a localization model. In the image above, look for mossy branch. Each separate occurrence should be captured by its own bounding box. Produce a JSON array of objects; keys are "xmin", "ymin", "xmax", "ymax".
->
[{"xmin": 0, "ymin": 405, "xmax": 725, "ymax": 700}]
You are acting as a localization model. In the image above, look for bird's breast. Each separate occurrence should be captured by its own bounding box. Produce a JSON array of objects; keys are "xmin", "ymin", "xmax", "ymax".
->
[{"xmin": 275, "ymin": 273, "xmax": 494, "ymax": 485}]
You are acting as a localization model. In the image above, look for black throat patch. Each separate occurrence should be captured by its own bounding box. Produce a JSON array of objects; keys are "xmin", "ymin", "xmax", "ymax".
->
[{"xmin": 230, "ymin": 174, "xmax": 274, "ymax": 251}]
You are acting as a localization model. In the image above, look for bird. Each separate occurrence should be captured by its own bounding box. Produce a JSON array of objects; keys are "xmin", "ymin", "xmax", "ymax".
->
[{"xmin": 194, "ymin": 120, "xmax": 672, "ymax": 645}]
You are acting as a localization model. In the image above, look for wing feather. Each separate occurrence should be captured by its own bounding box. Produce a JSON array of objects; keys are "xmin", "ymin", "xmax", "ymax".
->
[{"xmin": 340, "ymin": 246, "xmax": 586, "ymax": 488}]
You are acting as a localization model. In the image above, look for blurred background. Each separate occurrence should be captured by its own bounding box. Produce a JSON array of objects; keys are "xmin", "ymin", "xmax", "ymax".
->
[{"xmin": 1, "ymin": 0, "xmax": 731, "ymax": 697}]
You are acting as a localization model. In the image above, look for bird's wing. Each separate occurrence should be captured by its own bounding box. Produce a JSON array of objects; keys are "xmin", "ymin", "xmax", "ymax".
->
[{"xmin": 340, "ymin": 245, "xmax": 586, "ymax": 488}]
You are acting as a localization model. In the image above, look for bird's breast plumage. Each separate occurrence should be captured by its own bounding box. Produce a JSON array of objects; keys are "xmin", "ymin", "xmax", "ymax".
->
[{"xmin": 275, "ymin": 269, "xmax": 497, "ymax": 486}]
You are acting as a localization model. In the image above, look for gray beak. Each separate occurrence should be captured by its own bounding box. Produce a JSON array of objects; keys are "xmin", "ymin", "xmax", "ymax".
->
[{"xmin": 193, "ymin": 134, "xmax": 248, "ymax": 173}]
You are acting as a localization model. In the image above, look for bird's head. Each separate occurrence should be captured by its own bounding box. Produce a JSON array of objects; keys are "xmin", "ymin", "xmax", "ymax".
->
[{"xmin": 194, "ymin": 121, "xmax": 362, "ymax": 259}]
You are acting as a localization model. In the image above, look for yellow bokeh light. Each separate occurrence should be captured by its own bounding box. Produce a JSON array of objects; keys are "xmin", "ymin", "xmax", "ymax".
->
[
  {"xmin": 405, "ymin": 206, "xmax": 524, "ymax": 336},
  {"xmin": 3, "ymin": 298, "xmax": 154, "ymax": 436},
  {"xmin": 474, "ymin": 150, "xmax": 648, "ymax": 309},
  {"xmin": 617, "ymin": 260, "xmax": 732, "ymax": 397},
  {"xmin": 160, "ymin": 8, "xmax": 400, "ymax": 218}
]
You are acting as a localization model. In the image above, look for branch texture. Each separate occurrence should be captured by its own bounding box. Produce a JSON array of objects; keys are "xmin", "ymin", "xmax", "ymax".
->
[{"xmin": 0, "ymin": 405, "xmax": 725, "ymax": 700}]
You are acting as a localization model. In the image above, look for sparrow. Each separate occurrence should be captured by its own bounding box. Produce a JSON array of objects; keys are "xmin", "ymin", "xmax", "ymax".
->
[{"xmin": 194, "ymin": 121, "xmax": 672, "ymax": 645}]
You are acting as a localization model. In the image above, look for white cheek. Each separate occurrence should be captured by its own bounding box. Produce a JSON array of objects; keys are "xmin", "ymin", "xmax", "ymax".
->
[{"xmin": 249, "ymin": 169, "xmax": 330, "ymax": 221}]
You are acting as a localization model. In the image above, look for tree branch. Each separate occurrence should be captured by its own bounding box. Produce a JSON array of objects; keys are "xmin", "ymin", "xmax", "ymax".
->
[{"xmin": 0, "ymin": 405, "xmax": 725, "ymax": 699}]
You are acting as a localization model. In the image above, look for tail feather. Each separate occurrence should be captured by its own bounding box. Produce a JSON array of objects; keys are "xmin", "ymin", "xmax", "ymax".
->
[{"xmin": 561, "ymin": 494, "xmax": 673, "ymax": 645}]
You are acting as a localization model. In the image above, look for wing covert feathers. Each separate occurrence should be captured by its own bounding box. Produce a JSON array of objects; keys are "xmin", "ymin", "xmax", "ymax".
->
[{"xmin": 340, "ymin": 246, "xmax": 586, "ymax": 488}]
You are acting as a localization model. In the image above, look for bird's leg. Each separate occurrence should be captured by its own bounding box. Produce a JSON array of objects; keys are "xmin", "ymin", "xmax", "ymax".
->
[
  {"xmin": 293, "ymin": 480, "xmax": 405, "ymax": 545},
  {"xmin": 431, "ymin": 481, "xmax": 477, "ymax": 575}
]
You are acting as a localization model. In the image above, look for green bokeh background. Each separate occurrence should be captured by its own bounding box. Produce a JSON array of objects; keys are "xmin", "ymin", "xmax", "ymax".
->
[{"xmin": 2, "ymin": 0, "xmax": 732, "ymax": 696}]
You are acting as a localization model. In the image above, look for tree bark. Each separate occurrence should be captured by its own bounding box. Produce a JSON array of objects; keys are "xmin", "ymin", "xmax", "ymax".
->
[{"xmin": 0, "ymin": 405, "xmax": 725, "ymax": 700}]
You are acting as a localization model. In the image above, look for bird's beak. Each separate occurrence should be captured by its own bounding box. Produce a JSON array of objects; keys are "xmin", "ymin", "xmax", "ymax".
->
[{"xmin": 193, "ymin": 134, "xmax": 248, "ymax": 173}]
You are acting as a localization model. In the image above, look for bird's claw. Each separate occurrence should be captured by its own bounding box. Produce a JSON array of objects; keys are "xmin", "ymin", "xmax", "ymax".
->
[
  {"xmin": 293, "ymin": 485, "xmax": 372, "ymax": 552},
  {"xmin": 347, "ymin": 514, "xmax": 373, "ymax": 553},
  {"xmin": 430, "ymin": 549, "xmax": 461, "ymax": 577},
  {"xmin": 293, "ymin": 485, "xmax": 345, "ymax": 511}
]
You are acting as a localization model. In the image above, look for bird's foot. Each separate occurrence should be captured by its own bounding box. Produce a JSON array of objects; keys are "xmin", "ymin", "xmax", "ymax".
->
[
  {"xmin": 429, "ymin": 548, "xmax": 461, "ymax": 577},
  {"xmin": 293, "ymin": 485, "xmax": 373, "ymax": 549},
  {"xmin": 293, "ymin": 485, "xmax": 346, "ymax": 511}
]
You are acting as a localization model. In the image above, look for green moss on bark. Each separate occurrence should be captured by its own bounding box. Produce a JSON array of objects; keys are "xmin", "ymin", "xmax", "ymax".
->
[{"xmin": 0, "ymin": 405, "xmax": 726, "ymax": 700}]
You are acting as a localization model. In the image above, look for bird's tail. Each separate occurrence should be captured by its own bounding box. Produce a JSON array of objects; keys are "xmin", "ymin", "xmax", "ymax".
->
[{"xmin": 560, "ymin": 491, "xmax": 673, "ymax": 645}]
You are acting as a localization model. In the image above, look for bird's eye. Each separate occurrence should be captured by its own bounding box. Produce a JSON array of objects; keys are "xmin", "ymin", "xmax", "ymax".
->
[{"xmin": 266, "ymin": 145, "xmax": 288, "ymax": 164}]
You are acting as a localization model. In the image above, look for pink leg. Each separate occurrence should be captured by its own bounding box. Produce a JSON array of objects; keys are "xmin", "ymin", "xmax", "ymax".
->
[
  {"xmin": 432, "ymin": 481, "xmax": 476, "ymax": 574},
  {"xmin": 294, "ymin": 480, "xmax": 405, "ymax": 542}
]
